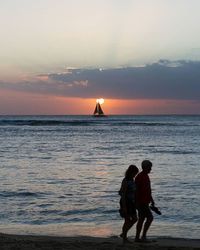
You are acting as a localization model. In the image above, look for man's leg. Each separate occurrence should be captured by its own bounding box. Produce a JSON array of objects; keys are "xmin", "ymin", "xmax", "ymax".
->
[
  {"xmin": 135, "ymin": 213, "xmax": 145, "ymax": 241},
  {"xmin": 141, "ymin": 208, "xmax": 153, "ymax": 240}
]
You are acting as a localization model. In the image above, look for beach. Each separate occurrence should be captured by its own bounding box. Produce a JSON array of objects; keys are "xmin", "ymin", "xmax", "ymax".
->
[{"xmin": 0, "ymin": 233, "xmax": 200, "ymax": 250}]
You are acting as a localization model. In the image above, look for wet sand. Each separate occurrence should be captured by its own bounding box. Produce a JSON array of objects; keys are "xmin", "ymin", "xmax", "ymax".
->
[{"xmin": 0, "ymin": 233, "xmax": 199, "ymax": 250}]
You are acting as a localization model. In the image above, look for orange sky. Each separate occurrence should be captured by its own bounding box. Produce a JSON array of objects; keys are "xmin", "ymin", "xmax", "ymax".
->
[
  {"xmin": 1, "ymin": 1, "xmax": 200, "ymax": 115},
  {"xmin": 0, "ymin": 89, "xmax": 199, "ymax": 115}
]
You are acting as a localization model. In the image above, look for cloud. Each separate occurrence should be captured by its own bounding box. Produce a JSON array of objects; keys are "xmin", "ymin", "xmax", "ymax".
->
[{"xmin": 1, "ymin": 60, "xmax": 200, "ymax": 101}]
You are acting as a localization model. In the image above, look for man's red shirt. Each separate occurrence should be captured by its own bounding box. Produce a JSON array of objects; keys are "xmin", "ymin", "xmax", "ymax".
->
[{"xmin": 135, "ymin": 171, "xmax": 152, "ymax": 205}]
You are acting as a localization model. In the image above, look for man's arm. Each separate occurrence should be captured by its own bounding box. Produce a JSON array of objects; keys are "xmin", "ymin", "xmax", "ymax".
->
[{"xmin": 150, "ymin": 195, "xmax": 155, "ymax": 206}]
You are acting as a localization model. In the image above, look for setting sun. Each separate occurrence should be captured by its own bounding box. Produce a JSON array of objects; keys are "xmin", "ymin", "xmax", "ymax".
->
[{"xmin": 96, "ymin": 98, "xmax": 105, "ymax": 105}]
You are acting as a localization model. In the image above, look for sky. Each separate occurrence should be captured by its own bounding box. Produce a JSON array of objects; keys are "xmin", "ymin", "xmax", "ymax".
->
[{"xmin": 0, "ymin": 0, "xmax": 200, "ymax": 115}]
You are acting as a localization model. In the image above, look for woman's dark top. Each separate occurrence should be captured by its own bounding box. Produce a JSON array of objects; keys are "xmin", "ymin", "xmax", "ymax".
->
[{"xmin": 119, "ymin": 178, "xmax": 137, "ymax": 218}]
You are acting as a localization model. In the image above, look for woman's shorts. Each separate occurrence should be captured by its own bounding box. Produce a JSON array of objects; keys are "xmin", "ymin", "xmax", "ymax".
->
[{"xmin": 119, "ymin": 199, "xmax": 137, "ymax": 218}]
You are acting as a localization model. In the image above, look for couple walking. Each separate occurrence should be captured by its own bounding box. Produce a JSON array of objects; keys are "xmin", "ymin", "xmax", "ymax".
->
[{"xmin": 119, "ymin": 160, "xmax": 157, "ymax": 243}]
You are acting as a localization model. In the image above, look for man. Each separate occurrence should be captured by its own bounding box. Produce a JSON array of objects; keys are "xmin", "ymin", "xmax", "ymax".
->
[{"xmin": 135, "ymin": 160, "xmax": 154, "ymax": 242}]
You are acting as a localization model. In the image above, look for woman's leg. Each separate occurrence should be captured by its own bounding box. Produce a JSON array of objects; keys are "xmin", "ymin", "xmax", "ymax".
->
[{"xmin": 121, "ymin": 216, "xmax": 137, "ymax": 240}]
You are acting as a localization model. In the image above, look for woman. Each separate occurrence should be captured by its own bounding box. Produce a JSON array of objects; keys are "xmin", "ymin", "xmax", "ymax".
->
[{"xmin": 119, "ymin": 165, "xmax": 139, "ymax": 243}]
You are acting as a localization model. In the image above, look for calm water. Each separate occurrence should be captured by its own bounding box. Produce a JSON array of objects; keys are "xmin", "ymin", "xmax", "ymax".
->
[{"xmin": 0, "ymin": 115, "xmax": 199, "ymax": 238}]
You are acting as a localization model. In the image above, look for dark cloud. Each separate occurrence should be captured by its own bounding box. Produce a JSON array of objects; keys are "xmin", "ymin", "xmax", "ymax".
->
[{"xmin": 1, "ymin": 60, "xmax": 200, "ymax": 100}]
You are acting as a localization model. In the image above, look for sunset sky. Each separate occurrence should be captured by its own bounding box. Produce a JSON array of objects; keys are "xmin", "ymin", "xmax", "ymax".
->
[{"xmin": 0, "ymin": 0, "xmax": 200, "ymax": 114}]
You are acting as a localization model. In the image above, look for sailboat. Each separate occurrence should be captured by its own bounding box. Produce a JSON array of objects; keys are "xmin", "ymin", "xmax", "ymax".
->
[{"xmin": 93, "ymin": 99, "xmax": 106, "ymax": 117}]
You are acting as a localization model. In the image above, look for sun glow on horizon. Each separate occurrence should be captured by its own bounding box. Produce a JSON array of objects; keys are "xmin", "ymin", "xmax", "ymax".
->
[{"xmin": 96, "ymin": 98, "xmax": 105, "ymax": 105}]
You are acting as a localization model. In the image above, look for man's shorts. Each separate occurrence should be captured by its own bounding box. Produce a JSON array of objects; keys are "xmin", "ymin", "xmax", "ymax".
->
[{"xmin": 137, "ymin": 204, "xmax": 153, "ymax": 218}]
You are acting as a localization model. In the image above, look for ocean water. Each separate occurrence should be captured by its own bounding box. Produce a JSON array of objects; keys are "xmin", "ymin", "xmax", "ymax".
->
[{"xmin": 0, "ymin": 115, "xmax": 199, "ymax": 238}]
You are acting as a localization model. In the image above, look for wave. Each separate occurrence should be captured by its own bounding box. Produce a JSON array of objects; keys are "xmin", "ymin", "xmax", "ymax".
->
[
  {"xmin": 0, "ymin": 115, "xmax": 199, "ymax": 127},
  {"xmin": 0, "ymin": 120, "xmax": 94, "ymax": 126},
  {"xmin": 0, "ymin": 119, "xmax": 193, "ymax": 127},
  {"xmin": 111, "ymin": 122, "xmax": 181, "ymax": 126},
  {"xmin": 0, "ymin": 191, "xmax": 51, "ymax": 198}
]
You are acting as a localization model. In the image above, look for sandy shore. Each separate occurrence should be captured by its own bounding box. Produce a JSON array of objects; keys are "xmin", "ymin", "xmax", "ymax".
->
[{"xmin": 0, "ymin": 233, "xmax": 199, "ymax": 250}]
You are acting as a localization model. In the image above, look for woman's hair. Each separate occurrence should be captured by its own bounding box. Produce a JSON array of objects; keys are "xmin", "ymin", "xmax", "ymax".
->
[{"xmin": 125, "ymin": 165, "xmax": 139, "ymax": 179}]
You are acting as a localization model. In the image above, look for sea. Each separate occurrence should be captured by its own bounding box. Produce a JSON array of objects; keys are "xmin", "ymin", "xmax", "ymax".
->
[{"xmin": 0, "ymin": 115, "xmax": 199, "ymax": 239}]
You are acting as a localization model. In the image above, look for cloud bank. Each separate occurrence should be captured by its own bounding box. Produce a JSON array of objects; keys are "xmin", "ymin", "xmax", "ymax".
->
[{"xmin": 1, "ymin": 60, "xmax": 200, "ymax": 101}]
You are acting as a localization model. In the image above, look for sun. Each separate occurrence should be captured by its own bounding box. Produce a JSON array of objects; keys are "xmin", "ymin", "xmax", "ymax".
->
[{"xmin": 96, "ymin": 98, "xmax": 105, "ymax": 105}]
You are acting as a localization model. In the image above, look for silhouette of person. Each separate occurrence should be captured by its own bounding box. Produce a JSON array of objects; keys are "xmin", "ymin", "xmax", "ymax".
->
[
  {"xmin": 119, "ymin": 165, "xmax": 139, "ymax": 243},
  {"xmin": 135, "ymin": 160, "xmax": 155, "ymax": 242}
]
